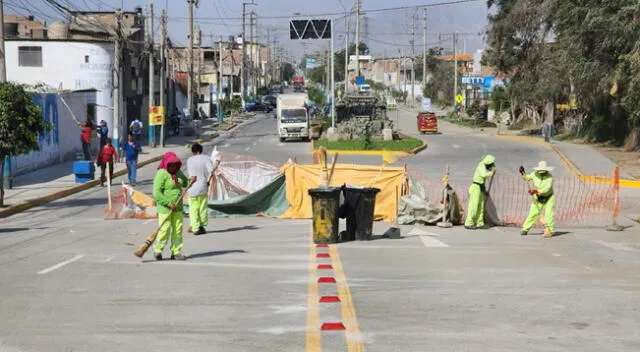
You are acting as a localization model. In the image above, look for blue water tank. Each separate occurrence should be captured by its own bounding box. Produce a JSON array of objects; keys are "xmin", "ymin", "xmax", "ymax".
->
[{"xmin": 73, "ymin": 161, "xmax": 95, "ymax": 183}]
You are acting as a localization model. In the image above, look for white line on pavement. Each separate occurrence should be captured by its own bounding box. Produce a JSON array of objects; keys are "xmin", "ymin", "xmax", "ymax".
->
[
  {"xmin": 420, "ymin": 236, "xmax": 450, "ymax": 248},
  {"xmin": 245, "ymin": 147, "xmax": 251, "ymax": 151},
  {"xmin": 593, "ymin": 240, "xmax": 637, "ymax": 252},
  {"xmin": 37, "ymin": 254, "xmax": 85, "ymax": 275}
]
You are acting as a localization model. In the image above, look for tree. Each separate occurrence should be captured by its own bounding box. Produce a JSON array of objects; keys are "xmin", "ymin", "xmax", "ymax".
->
[
  {"xmin": 0, "ymin": 82, "xmax": 52, "ymax": 207},
  {"xmin": 280, "ymin": 62, "xmax": 296, "ymax": 83}
]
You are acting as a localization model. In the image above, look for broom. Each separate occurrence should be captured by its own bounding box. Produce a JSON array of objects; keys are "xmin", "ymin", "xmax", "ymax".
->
[{"xmin": 134, "ymin": 180, "xmax": 194, "ymax": 258}]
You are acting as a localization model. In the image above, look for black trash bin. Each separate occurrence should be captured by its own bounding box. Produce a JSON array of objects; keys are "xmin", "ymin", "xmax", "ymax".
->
[
  {"xmin": 341, "ymin": 186, "xmax": 380, "ymax": 241},
  {"xmin": 308, "ymin": 187, "xmax": 341, "ymax": 244}
]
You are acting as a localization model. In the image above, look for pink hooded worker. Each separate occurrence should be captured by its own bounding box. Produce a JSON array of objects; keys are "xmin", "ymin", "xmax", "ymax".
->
[{"xmin": 152, "ymin": 152, "xmax": 190, "ymax": 260}]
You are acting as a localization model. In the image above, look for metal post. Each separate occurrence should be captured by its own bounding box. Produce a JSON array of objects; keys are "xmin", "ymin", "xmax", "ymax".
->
[
  {"xmin": 187, "ymin": 0, "xmax": 194, "ymax": 121},
  {"xmin": 241, "ymin": 2, "xmax": 247, "ymax": 107},
  {"xmin": 423, "ymin": 7, "xmax": 427, "ymax": 87},
  {"xmin": 148, "ymin": 2, "xmax": 155, "ymax": 147},
  {"xmin": 113, "ymin": 8, "xmax": 121, "ymax": 152},
  {"xmin": 355, "ymin": 0, "xmax": 360, "ymax": 78},
  {"xmin": 1, "ymin": 0, "xmax": 10, "ymax": 189},
  {"xmin": 454, "ymin": 32, "xmax": 458, "ymax": 110},
  {"xmin": 344, "ymin": 12, "xmax": 349, "ymax": 93},
  {"xmin": 160, "ymin": 8, "xmax": 166, "ymax": 147},
  {"xmin": 218, "ymin": 37, "xmax": 223, "ymax": 123},
  {"xmin": 331, "ymin": 20, "xmax": 336, "ymax": 128}
]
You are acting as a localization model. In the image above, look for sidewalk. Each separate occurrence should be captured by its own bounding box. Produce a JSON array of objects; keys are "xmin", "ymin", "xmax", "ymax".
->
[{"xmin": 0, "ymin": 119, "xmax": 225, "ymax": 218}]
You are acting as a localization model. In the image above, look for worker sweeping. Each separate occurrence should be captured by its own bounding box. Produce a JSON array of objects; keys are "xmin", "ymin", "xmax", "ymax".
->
[
  {"xmin": 464, "ymin": 154, "xmax": 496, "ymax": 230},
  {"xmin": 152, "ymin": 152, "xmax": 190, "ymax": 260},
  {"xmin": 519, "ymin": 161, "xmax": 555, "ymax": 237}
]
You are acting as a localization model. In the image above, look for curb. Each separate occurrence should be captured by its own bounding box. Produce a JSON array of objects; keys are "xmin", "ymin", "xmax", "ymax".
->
[
  {"xmin": 0, "ymin": 132, "xmax": 221, "ymax": 219},
  {"xmin": 494, "ymin": 134, "xmax": 640, "ymax": 189},
  {"xmin": 400, "ymin": 132, "xmax": 428, "ymax": 155},
  {"xmin": 214, "ymin": 123, "xmax": 237, "ymax": 132}
]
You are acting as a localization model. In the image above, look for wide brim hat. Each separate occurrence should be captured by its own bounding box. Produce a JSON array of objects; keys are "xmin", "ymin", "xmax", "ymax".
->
[{"xmin": 533, "ymin": 160, "xmax": 554, "ymax": 172}]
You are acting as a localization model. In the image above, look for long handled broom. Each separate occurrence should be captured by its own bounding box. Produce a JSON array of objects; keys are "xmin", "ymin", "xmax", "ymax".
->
[{"xmin": 134, "ymin": 180, "xmax": 194, "ymax": 258}]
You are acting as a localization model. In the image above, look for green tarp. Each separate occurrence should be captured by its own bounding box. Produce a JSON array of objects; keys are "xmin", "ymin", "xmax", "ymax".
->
[{"xmin": 188, "ymin": 174, "xmax": 289, "ymax": 218}]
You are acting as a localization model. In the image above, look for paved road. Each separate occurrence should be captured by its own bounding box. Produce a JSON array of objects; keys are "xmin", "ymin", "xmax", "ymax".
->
[{"xmin": 1, "ymin": 111, "xmax": 639, "ymax": 351}]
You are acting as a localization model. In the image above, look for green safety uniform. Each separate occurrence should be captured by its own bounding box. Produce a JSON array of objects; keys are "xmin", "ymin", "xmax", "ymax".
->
[
  {"xmin": 152, "ymin": 168, "xmax": 189, "ymax": 256},
  {"xmin": 189, "ymin": 195, "xmax": 209, "ymax": 230},
  {"xmin": 521, "ymin": 171, "xmax": 555, "ymax": 235},
  {"xmin": 464, "ymin": 155, "xmax": 496, "ymax": 228}
]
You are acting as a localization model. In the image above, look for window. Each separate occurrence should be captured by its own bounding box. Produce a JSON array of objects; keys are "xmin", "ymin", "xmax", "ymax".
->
[
  {"xmin": 85, "ymin": 55, "xmax": 90, "ymax": 63},
  {"xmin": 18, "ymin": 46, "xmax": 43, "ymax": 67},
  {"xmin": 86, "ymin": 103, "xmax": 97, "ymax": 124}
]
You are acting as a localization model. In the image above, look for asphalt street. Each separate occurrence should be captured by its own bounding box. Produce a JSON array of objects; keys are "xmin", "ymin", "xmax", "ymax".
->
[{"xmin": 1, "ymin": 111, "xmax": 639, "ymax": 351}]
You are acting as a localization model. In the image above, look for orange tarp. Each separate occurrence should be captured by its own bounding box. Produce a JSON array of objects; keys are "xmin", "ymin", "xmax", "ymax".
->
[{"xmin": 279, "ymin": 163, "xmax": 406, "ymax": 222}]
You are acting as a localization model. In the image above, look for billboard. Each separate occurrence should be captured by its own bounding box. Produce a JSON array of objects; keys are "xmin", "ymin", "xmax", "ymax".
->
[{"xmin": 305, "ymin": 57, "xmax": 320, "ymax": 69}]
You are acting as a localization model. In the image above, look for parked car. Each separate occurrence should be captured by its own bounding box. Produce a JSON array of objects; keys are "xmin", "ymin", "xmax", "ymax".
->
[
  {"xmin": 245, "ymin": 101, "xmax": 273, "ymax": 113},
  {"xmin": 263, "ymin": 95, "xmax": 277, "ymax": 108}
]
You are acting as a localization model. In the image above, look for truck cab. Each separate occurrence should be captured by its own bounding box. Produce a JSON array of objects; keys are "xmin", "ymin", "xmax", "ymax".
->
[{"xmin": 277, "ymin": 93, "xmax": 310, "ymax": 142}]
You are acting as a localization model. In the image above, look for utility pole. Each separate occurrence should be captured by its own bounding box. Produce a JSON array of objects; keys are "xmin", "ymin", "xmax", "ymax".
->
[
  {"xmin": 344, "ymin": 11, "xmax": 349, "ymax": 93},
  {"xmin": 218, "ymin": 36, "xmax": 223, "ymax": 123},
  {"xmin": 355, "ymin": 0, "xmax": 361, "ymax": 78},
  {"xmin": 0, "ymin": 0, "xmax": 6, "ymax": 82},
  {"xmin": 453, "ymin": 31, "xmax": 458, "ymax": 110},
  {"xmin": 422, "ymin": 7, "xmax": 427, "ymax": 87},
  {"xmin": 330, "ymin": 18, "xmax": 335, "ymax": 128},
  {"xmin": 160, "ymin": 8, "xmax": 167, "ymax": 147},
  {"xmin": 112, "ymin": 8, "xmax": 122, "ymax": 152},
  {"xmin": 250, "ymin": 11, "xmax": 256, "ymax": 96},
  {"xmin": 147, "ymin": 2, "xmax": 156, "ymax": 147},
  {"xmin": 1, "ymin": 0, "xmax": 10, "ymax": 188},
  {"xmin": 241, "ymin": 1, "xmax": 255, "ymax": 107},
  {"xmin": 187, "ymin": 0, "xmax": 196, "ymax": 122},
  {"xmin": 411, "ymin": 11, "xmax": 416, "ymax": 107}
]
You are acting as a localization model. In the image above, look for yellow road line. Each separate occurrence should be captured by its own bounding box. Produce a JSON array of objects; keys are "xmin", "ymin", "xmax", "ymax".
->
[
  {"xmin": 306, "ymin": 236, "xmax": 321, "ymax": 352},
  {"xmin": 495, "ymin": 134, "xmax": 640, "ymax": 188},
  {"xmin": 330, "ymin": 245, "xmax": 365, "ymax": 352}
]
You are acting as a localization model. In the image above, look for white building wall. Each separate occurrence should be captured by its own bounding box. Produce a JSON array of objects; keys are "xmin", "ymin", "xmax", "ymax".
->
[
  {"xmin": 5, "ymin": 40, "xmax": 115, "ymax": 135},
  {"xmin": 11, "ymin": 91, "xmax": 97, "ymax": 176}
]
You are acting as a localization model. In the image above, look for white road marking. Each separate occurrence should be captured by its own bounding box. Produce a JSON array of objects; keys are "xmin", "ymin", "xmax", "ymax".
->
[
  {"xmin": 221, "ymin": 143, "xmax": 231, "ymax": 148},
  {"xmin": 245, "ymin": 147, "xmax": 251, "ymax": 151},
  {"xmin": 37, "ymin": 254, "xmax": 85, "ymax": 275},
  {"xmin": 143, "ymin": 219, "xmax": 154, "ymax": 225},
  {"xmin": 103, "ymin": 255, "xmax": 115, "ymax": 263},
  {"xmin": 408, "ymin": 227, "xmax": 441, "ymax": 237},
  {"xmin": 593, "ymin": 240, "xmax": 637, "ymax": 252},
  {"xmin": 419, "ymin": 236, "xmax": 450, "ymax": 248},
  {"xmin": 115, "ymin": 261, "xmax": 307, "ymax": 270},
  {"xmin": 452, "ymin": 144, "xmax": 460, "ymax": 149},
  {"xmin": 253, "ymin": 141, "xmax": 257, "ymax": 146}
]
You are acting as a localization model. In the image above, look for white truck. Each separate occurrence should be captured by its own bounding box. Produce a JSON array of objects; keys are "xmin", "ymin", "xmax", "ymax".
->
[{"xmin": 277, "ymin": 93, "xmax": 310, "ymax": 142}]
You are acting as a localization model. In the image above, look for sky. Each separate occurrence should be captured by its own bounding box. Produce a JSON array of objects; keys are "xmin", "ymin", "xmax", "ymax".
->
[{"xmin": 5, "ymin": 0, "xmax": 489, "ymax": 59}]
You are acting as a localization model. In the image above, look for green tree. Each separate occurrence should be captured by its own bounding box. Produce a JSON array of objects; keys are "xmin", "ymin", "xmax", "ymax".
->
[
  {"xmin": 0, "ymin": 82, "xmax": 52, "ymax": 206},
  {"xmin": 280, "ymin": 62, "xmax": 296, "ymax": 83}
]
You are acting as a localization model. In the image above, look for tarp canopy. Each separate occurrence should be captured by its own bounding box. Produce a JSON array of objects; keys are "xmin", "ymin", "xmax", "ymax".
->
[
  {"xmin": 279, "ymin": 163, "xmax": 407, "ymax": 222},
  {"xmin": 186, "ymin": 174, "xmax": 289, "ymax": 218}
]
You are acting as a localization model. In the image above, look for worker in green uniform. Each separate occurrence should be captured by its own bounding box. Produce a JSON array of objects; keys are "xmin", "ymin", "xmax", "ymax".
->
[
  {"xmin": 519, "ymin": 161, "xmax": 555, "ymax": 238},
  {"xmin": 152, "ymin": 152, "xmax": 190, "ymax": 260},
  {"xmin": 464, "ymin": 155, "xmax": 496, "ymax": 230}
]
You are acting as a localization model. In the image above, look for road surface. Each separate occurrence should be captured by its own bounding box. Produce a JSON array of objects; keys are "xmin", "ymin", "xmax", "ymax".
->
[{"xmin": 1, "ymin": 111, "xmax": 639, "ymax": 352}]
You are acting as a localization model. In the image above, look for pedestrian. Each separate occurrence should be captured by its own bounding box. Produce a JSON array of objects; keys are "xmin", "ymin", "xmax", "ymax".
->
[
  {"xmin": 519, "ymin": 161, "xmax": 555, "ymax": 238},
  {"xmin": 96, "ymin": 138, "xmax": 117, "ymax": 187},
  {"xmin": 464, "ymin": 154, "xmax": 496, "ymax": 230},
  {"xmin": 187, "ymin": 143, "xmax": 218, "ymax": 236},
  {"xmin": 152, "ymin": 152, "xmax": 190, "ymax": 261},
  {"xmin": 121, "ymin": 132, "xmax": 142, "ymax": 186},
  {"xmin": 78, "ymin": 118, "xmax": 93, "ymax": 160},
  {"xmin": 130, "ymin": 118, "xmax": 143, "ymax": 141},
  {"xmin": 97, "ymin": 120, "xmax": 109, "ymax": 148}
]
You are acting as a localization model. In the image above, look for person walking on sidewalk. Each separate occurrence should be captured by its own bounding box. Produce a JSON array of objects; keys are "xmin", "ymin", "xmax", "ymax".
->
[
  {"xmin": 121, "ymin": 133, "xmax": 142, "ymax": 186},
  {"xmin": 153, "ymin": 152, "xmax": 190, "ymax": 260},
  {"xmin": 97, "ymin": 138, "xmax": 118, "ymax": 187},
  {"xmin": 97, "ymin": 120, "xmax": 109, "ymax": 148},
  {"xmin": 130, "ymin": 118, "xmax": 143, "ymax": 141},
  {"xmin": 519, "ymin": 161, "xmax": 555, "ymax": 238},
  {"xmin": 187, "ymin": 143, "xmax": 216, "ymax": 235},
  {"xmin": 464, "ymin": 154, "xmax": 496, "ymax": 230}
]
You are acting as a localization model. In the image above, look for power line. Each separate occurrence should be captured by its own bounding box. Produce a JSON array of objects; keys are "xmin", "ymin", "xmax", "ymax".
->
[{"xmin": 165, "ymin": 0, "xmax": 482, "ymax": 21}]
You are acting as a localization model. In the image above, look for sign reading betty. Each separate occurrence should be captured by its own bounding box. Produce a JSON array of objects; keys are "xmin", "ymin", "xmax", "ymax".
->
[{"xmin": 148, "ymin": 106, "xmax": 165, "ymax": 126}]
